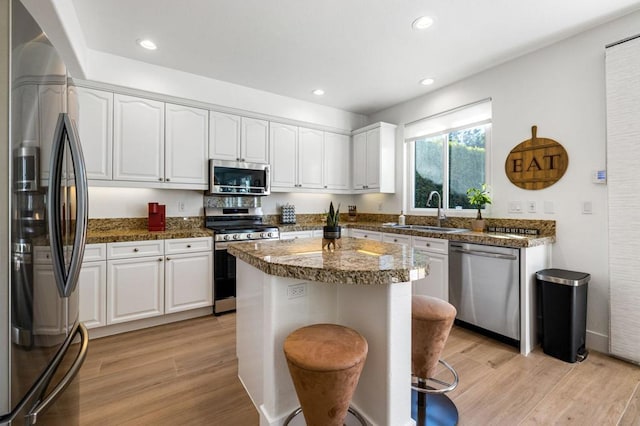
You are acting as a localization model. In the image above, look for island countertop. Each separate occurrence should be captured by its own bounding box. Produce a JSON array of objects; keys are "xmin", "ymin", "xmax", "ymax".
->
[{"xmin": 227, "ymin": 236, "xmax": 429, "ymax": 285}]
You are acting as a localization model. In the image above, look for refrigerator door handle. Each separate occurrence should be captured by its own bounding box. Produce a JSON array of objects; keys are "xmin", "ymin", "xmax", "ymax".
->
[
  {"xmin": 47, "ymin": 113, "xmax": 89, "ymax": 298},
  {"xmin": 26, "ymin": 323, "xmax": 89, "ymax": 425}
]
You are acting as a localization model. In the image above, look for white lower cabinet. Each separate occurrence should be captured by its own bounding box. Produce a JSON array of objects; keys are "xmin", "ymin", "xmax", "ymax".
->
[
  {"xmin": 164, "ymin": 238, "xmax": 213, "ymax": 314},
  {"xmin": 382, "ymin": 233, "xmax": 411, "ymax": 246},
  {"xmin": 78, "ymin": 243, "xmax": 108, "ymax": 329},
  {"xmin": 349, "ymin": 229, "xmax": 382, "ymax": 241},
  {"xmin": 411, "ymin": 236, "xmax": 449, "ymax": 301},
  {"xmin": 107, "ymin": 255, "xmax": 165, "ymax": 324},
  {"xmin": 280, "ymin": 230, "xmax": 314, "ymax": 240}
]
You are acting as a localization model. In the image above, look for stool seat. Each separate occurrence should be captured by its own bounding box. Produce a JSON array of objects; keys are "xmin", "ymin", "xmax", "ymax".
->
[
  {"xmin": 284, "ymin": 324, "xmax": 368, "ymax": 426},
  {"xmin": 284, "ymin": 323, "xmax": 368, "ymax": 371},
  {"xmin": 412, "ymin": 295, "xmax": 456, "ymax": 379}
]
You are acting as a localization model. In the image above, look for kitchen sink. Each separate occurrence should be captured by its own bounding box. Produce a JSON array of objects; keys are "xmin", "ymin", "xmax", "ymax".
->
[{"xmin": 383, "ymin": 224, "xmax": 469, "ymax": 233}]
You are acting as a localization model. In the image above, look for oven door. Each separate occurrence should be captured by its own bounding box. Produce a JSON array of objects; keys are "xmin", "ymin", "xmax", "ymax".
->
[{"xmin": 213, "ymin": 241, "xmax": 237, "ymax": 314}]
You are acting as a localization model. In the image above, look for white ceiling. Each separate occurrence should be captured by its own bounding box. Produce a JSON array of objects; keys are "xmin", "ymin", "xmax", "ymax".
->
[{"xmin": 71, "ymin": 0, "xmax": 640, "ymax": 115}]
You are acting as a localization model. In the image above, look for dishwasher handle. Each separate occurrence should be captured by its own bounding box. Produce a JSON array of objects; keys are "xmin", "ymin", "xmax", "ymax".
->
[{"xmin": 450, "ymin": 246, "xmax": 518, "ymax": 260}]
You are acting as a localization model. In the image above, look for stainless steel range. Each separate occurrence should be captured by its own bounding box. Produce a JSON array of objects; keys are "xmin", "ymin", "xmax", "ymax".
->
[{"xmin": 204, "ymin": 198, "xmax": 279, "ymax": 315}]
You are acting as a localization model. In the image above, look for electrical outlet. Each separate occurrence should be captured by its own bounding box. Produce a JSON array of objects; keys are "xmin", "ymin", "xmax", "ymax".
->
[
  {"xmin": 177, "ymin": 201, "xmax": 185, "ymax": 212},
  {"xmin": 378, "ymin": 203, "xmax": 383, "ymax": 212},
  {"xmin": 527, "ymin": 201, "xmax": 536, "ymax": 213},
  {"xmin": 508, "ymin": 201, "xmax": 522, "ymax": 213},
  {"xmin": 287, "ymin": 283, "xmax": 307, "ymax": 299}
]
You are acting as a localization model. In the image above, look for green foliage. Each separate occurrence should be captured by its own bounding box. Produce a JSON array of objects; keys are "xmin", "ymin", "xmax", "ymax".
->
[
  {"xmin": 326, "ymin": 202, "xmax": 340, "ymax": 227},
  {"xmin": 466, "ymin": 184, "xmax": 492, "ymax": 220},
  {"xmin": 414, "ymin": 133, "xmax": 486, "ymax": 209}
]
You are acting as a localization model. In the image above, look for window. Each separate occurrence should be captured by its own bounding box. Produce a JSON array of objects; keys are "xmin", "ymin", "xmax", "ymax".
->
[{"xmin": 406, "ymin": 100, "xmax": 491, "ymax": 213}]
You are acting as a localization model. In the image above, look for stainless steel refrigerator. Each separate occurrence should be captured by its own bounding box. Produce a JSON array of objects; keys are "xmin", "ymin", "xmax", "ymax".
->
[{"xmin": 1, "ymin": 0, "xmax": 89, "ymax": 424}]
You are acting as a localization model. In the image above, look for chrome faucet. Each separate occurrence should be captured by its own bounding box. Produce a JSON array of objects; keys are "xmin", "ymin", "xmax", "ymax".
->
[{"xmin": 427, "ymin": 191, "xmax": 447, "ymax": 227}]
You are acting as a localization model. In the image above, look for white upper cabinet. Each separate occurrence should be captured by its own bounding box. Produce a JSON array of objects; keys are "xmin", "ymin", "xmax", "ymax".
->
[
  {"xmin": 68, "ymin": 86, "xmax": 113, "ymax": 180},
  {"xmin": 352, "ymin": 122, "xmax": 396, "ymax": 193},
  {"xmin": 270, "ymin": 122, "xmax": 298, "ymax": 188},
  {"xmin": 241, "ymin": 117, "xmax": 270, "ymax": 164},
  {"xmin": 324, "ymin": 132, "xmax": 350, "ymax": 190},
  {"xmin": 209, "ymin": 113, "xmax": 269, "ymax": 164},
  {"xmin": 113, "ymin": 94, "xmax": 165, "ymax": 182},
  {"xmin": 38, "ymin": 84, "xmax": 66, "ymax": 180},
  {"xmin": 298, "ymin": 127, "xmax": 324, "ymax": 189},
  {"xmin": 209, "ymin": 111, "xmax": 241, "ymax": 161},
  {"xmin": 165, "ymin": 103, "xmax": 208, "ymax": 186}
]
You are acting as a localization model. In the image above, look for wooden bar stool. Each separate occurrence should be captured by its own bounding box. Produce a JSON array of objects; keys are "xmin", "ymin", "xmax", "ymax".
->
[
  {"xmin": 411, "ymin": 295, "xmax": 460, "ymax": 426},
  {"xmin": 283, "ymin": 323, "xmax": 368, "ymax": 426}
]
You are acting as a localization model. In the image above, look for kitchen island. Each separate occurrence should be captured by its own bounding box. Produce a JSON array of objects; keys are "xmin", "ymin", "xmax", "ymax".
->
[{"xmin": 228, "ymin": 237, "xmax": 429, "ymax": 426}]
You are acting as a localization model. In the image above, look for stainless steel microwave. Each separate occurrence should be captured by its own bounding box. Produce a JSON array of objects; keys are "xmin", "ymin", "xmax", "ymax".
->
[{"xmin": 208, "ymin": 159, "xmax": 270, "ymax": 196}]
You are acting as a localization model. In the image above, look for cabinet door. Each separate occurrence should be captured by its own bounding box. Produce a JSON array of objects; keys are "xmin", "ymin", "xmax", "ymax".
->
[
  {"xmin": 107, "ymin": 256, "xmax": 164, "ymax": 324},
  {"xmin": 68, "ymin": 86, "xmax": 113, "ymax": 180},
  {"xmin": 352, "ymin": 132, "xmax": 367, "ymax": 190},
  {"xmin": 365, "ymin": 128, "xmax": 380, "ymax": 189},
  {"xmin": 324, "ymin": 132, "xmax": 350, "ymax": 190},
  {"xmin": 33, "ymin": 264, "xmax": 63, "ymax": 335},
  {"xmin": 165, "ymin": 251, "xmax": 213, "ymax": 313},
  {"xmin": 14, "ymin": 85, "xmax": 39, "ymax": 152},
  {"xmin": 78, "ymin": 261, "xmax": 107, "ymax": 329},
  {"xmin": 298, "ymin": 127, "xmax": 324, "ymax": 189},
  {"xmin": 165, "ymin": 103, "xmax": 209, "ymax": 185},
  {"xmin": 113, "ymin": 94, "xmax": 165, "ymax": 182},
  {"xmin": 412, "ymin": 252, "xmax": 448, "ymax": 302},
  {"xmin": 241, "ymin": 117, "xmax": 269, "ymax": 163},
  {"xmin": 209, "ymin": 111, "xmax": 241, "ymax": 161},
  {"xmin": 38, "ymin": 84, "xmax": 66, "ymax": 180},
  {"xmin": 270, "ymin": 122, "xmax": 298, "ymax": 188}
]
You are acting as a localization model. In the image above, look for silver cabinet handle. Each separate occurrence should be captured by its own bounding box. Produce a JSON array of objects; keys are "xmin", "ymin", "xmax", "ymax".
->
[
  {"xmin": 166, "ymin": 257, "xmax": 170, "ymax": 261},
  {"xmin": 159, "ymin": 177, "xmax": 163, "ymax": 181},
  {"xmin": 158, "ymin": 258, "xmax": 163, "ymax": 261},
  {"xmin": 187, "ymin": 244, "xmax": 192, "ymax": 248},
  {"xmin": 166, "ymin": 178, "xmax": 170, "ymax": 182},
  {"xmin": 133, "ymin": 248, "xmax": 139, "ymax": 252}
]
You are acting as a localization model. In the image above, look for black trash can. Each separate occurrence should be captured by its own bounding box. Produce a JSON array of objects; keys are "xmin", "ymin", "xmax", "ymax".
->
[{"xmin": 536, "ymin": 268, "xmax": 590, "ymax": 363}]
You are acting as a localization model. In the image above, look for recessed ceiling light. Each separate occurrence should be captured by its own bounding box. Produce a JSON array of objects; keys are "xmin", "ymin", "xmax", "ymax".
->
[
  {"xmin": 420, "ymin": 78, "xmax": 435, "ymax": 86},
  {"xmin": 137, "ymin": 39, "xmax": 157, "ymax": 50},
  {"xmin": 412, "ymin": 16, "xmax": 434, "ymax": 30},
  {"xmin": 312, "ymin": 89, "xmax": 325, "ymax": 96}
]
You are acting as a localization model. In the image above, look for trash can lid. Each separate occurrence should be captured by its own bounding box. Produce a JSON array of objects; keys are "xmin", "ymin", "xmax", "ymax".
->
[{"xmin": 536, "ymin": 268, "xmax": 590, "ymax": 286}]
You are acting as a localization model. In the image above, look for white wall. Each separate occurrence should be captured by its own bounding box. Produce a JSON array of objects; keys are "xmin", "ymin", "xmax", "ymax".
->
[{"xmin": 366, "ymin": 10, "xmax": 640, "ymax": 352}]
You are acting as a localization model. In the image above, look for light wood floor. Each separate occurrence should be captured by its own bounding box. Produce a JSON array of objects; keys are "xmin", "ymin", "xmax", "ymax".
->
[{"xmin": 74, "ymin": 314, "xmax": 640, "ymax": 426}]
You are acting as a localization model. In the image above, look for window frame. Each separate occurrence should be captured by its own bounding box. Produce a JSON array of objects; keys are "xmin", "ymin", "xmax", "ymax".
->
[{"xmin": 406, "ymin": 122, "xmax": 492, "ymax": 216}]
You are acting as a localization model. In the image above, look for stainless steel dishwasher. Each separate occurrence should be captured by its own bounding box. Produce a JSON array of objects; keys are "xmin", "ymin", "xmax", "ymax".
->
[{"xmin": 449, "ymin": 242, "xmax": 520, "ymax": 342}]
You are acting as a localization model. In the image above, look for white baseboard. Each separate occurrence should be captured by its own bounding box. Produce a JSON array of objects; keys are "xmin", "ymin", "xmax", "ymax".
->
[{"xmin": 86, "ymin": 307, "xmax": 213, "ymax": 339}]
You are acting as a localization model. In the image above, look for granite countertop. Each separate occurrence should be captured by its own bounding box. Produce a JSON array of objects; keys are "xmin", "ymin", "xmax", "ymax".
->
[
  {"xmin": 279, "ymin": 221, "xmax": 555, "ymax": 248},
  {"xmin": 228, "ymin": 237, "xmax": 429, "ymax": 285},
  {"xmin": 86, "ymin": 227, "xmax": 213, "ymax": 244}
]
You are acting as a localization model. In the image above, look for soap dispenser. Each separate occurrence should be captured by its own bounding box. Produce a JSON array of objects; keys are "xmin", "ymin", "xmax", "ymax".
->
[{"xmin": 398, "ymin": 210, "xmax": 405, "ymax": 226}]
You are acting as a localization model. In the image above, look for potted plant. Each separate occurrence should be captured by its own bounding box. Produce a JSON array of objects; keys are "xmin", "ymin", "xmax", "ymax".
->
[
  {"xmin": 467, "ymin": 184, "xmax": 492, "ymax": 232},
  {"xmin": 323, "ymin": 202, "xmax": 341, "ymax": 240}
]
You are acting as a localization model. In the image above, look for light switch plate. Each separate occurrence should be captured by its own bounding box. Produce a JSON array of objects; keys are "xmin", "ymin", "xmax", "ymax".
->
[
  {"xmin": 544, "ymin": 201, "xmax": 554, "ymax": 214},
  {"xmin": 582, "ymin": 201, "xmax": 593, "ymax": 214},
  {"xmin": 509, "ymin": 201, "xmax": 522, "ymax": 213},
  {"xmin": 527, "ymin": 201, "xmax": 536, "ymax": 213}
]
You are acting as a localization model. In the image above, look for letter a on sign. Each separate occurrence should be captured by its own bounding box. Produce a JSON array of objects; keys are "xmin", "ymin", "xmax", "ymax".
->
[{"xmin": 505, "ymin": 125, "xmax": 569, "ymax": 190}]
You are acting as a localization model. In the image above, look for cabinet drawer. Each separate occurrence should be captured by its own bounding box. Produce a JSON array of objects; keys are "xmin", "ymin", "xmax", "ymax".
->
[
  {"xmin": 33, "ymin": 246, "xmax": 53, "ymax": 264},
  {"xmin": 107, "ymin": 240, "xmax": 164, "ymax": 259},
  {"xmin": 411, "ymin": 236, "xmax": 448, "ymax": 254},
  {"xmin": 382, "ymin": 233, "xmax": 411, "ymax": 246},
  {"xmin": 83, "ymin": 243, "xmax": 107, "ymax": 262},
  {"xmin": 280, "ymin": 231, "xmax": 313, "ymax": 240},
  {"xmin": 350, "ymin": 229, "xmax": 382, "ymax": 241},
  {"xmin": 165, "ymin": 237, "xmax": 212, "ymax": 255}
]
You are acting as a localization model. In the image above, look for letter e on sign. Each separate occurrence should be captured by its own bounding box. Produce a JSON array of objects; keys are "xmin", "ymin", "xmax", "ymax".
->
[{"xmin": 505, "ymin": 126, "xmax": 568, "ymax": 190}]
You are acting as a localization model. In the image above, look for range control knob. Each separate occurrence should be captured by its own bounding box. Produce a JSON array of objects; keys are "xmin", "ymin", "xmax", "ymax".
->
[
  {"xmin": 223, "ymin": 235, "xmax": 231, "ymax": 241},
  {"xmin": 245, "ymin": 233, "xmax": 253, "ymax": 240},
  {"xmin": 233, "ymin": 234, "xmax": 240, "ymax": 240}
]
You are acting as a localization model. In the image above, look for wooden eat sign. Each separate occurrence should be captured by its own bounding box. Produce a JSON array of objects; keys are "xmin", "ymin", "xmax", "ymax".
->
[{"xmin": 505, "ymin": 126, "xmax": 568, "ymax": 190}]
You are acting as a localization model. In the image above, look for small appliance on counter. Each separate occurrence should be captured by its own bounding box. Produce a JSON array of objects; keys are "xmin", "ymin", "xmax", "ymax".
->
[
  {"xmin": 148, "ymin": 202, "xmax": 166, "ymax": 231},
  {"xmin": 280, "ymin": 204, "xmax": 296, "ymax": 224},
  {"xmin": 348, "ymin": 205, "xmax": 358, "ymax": 222}
]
